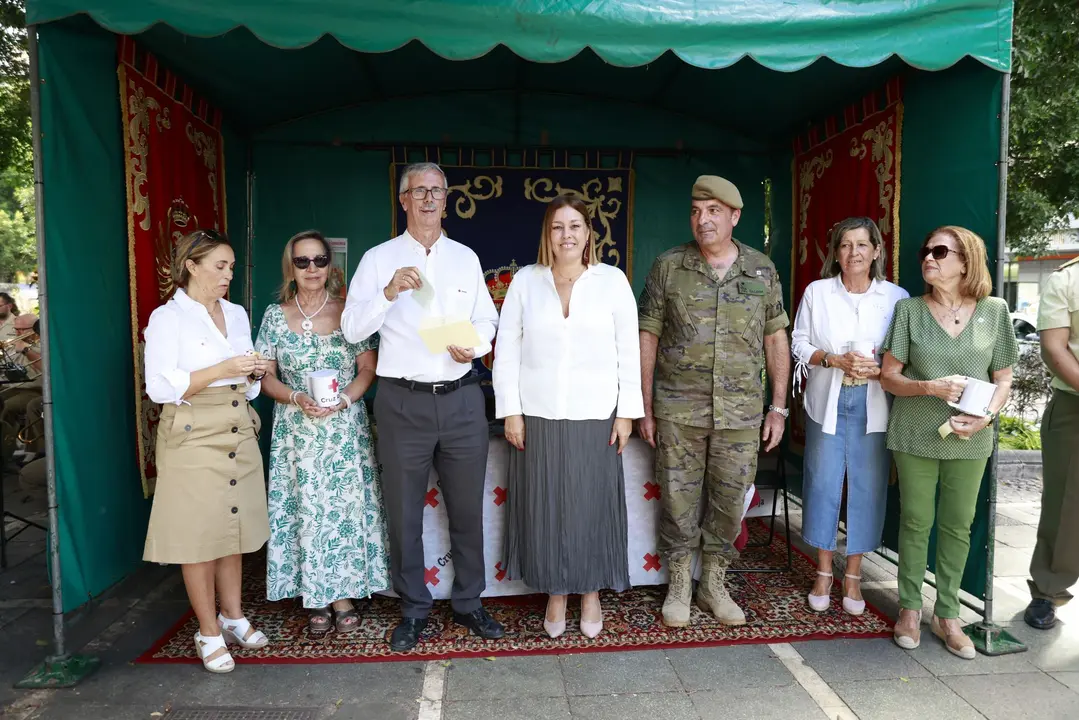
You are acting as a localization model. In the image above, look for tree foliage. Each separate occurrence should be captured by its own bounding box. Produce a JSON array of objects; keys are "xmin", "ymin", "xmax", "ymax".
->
[
  {"xmin": 0, "ymin": 0, "xmax": 33, "ymax": 281},
  {"xmin": 1007, "ymin": 0, "xmax": 1079, "ymax": 257}
]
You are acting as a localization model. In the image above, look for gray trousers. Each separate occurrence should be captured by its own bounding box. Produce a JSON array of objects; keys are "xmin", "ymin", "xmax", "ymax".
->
[{"xmin": 374, "ymin": 380, "xmax": 489, "ymax": 618}]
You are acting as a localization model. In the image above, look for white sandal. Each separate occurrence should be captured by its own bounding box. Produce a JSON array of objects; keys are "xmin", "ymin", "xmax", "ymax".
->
[
  {"xmin": 195, "ymin": 631, "xmax": 235, "ymax": 674},
  {"xmin": 808, "ymin": 571, "xmax": 832, "ymax": 612},
  {"xmin": 218, "ymin": 613, "xmax": 270, "ymax": 650},
  {"xmin": 842, "ymin": 574, "xmax": 866, "ymax": 616}
]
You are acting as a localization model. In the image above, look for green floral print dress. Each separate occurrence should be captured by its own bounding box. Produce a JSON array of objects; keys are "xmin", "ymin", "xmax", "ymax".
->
[{"xmin": 255, "ymin": 304, "xmax": 390, "ymax": 608}]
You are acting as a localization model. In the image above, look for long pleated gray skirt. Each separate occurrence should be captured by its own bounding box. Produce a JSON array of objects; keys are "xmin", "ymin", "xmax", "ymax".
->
[{"xmin": 503, "ymin": 415, "xmax": 630, "ymax": 595}]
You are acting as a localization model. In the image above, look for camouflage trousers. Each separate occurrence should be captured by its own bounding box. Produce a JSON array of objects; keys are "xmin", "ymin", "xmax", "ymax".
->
[{"xmin": 655, "ymin": 419, "xmax": 760, "ymax": 568}]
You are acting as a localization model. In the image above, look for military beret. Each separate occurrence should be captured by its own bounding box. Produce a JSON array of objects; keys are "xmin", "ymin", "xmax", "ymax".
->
[{"xmin": 691, "ymin": 175, "xmax": 743, "ymax": 210}]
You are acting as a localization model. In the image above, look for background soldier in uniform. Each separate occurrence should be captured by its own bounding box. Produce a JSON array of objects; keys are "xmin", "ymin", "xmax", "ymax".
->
[
  {"xmin": 1025, "ymin": 256, "xmax": 1079, "ymax": 630},
  {"xmin": 638, "ymin": 175, "xmax": 791, "ymax": 628}
]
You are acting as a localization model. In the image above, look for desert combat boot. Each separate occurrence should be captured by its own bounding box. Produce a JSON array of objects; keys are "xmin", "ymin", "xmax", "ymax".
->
[
  {"xmin": 662, "ymin": 554, "xmax": 692, "ymax": 627},
  {"xmin": 697, "ymin": 553, "xmax": 746, "ymax": 626}
]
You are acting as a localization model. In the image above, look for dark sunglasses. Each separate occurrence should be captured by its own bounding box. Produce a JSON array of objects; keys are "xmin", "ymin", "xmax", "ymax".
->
[
  {"xmin": 918, "ymin": 245, "xmax": 964, "ymax": 262},
  {"xmin": 292, "ymin": 255, "xmax": 331, "ymax": 270}
]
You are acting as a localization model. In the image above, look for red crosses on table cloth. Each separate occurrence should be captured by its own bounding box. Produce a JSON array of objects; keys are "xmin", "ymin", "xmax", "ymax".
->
[
  {"xmin": 425, "ymin": 488, "xmax": 440, "ymax": 508},
  {"xmin": 643, "ymin": 553, "xmax": 662, "ymax": 572},
  {"xmin": 425, "ymin": 566, "xmax": 440, "ymax": 586},
  {"xmin": 493, "ymin": 486, "xmax": 507, "ymax": 506},
  {"xmin": 495, "ymin": 561, "xmax": 507, "ymax": 582},
  {"xmin": 643, "ymin": 482, "xmax": 661, "ymax": 501}
]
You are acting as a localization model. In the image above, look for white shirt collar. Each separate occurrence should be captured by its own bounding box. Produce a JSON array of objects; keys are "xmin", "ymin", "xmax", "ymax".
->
[
  {"xmin": 173, "ymin": 288, "xmax": 221, "ymax": 314},
  {"xmin": 831, "ymin": 275, "xmax": 885, "ymax": 296},
  {"xmin": 402, "ymin": 229, "xmax": 446, "ymax": 255}
]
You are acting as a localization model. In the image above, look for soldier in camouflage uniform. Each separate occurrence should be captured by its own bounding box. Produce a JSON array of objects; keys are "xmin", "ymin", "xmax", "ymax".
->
[{"xmin": 638, "ymin": 175, "xmax": 791, "ymax": 627}]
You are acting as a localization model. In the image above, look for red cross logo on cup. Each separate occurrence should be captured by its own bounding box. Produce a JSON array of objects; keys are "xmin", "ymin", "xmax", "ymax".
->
[{"xmin": 330, "ymin": 378, "xmax": 339, "ymax": 394}]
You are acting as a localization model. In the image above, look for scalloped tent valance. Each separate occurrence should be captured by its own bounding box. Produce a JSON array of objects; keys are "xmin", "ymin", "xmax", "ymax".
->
[{"xmin": 27, "ymin": 0, "xmax": 1014, "ymax": 73}]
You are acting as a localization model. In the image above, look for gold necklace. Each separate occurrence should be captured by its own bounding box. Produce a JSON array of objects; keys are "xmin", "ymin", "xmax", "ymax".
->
[
  {"xmin": 554, "ymin": 266, "xmax": 585, "ymax": 284},
  {"xmin": 930, "ymin": 295, "xmax": 966, "ymax": 325}
]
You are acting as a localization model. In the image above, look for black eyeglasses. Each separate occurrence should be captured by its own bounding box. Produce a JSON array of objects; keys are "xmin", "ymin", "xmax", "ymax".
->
[
  {"xmin": 293, "ymin": 255, "xmax": 331, "ymax": 270},
  {"xmin": 406, "ymin": 186, "xmax": 448, "ymax": 200},
  {"xmin": 918, "ymin": 245, "xmax": 964, "ymax": 262}
]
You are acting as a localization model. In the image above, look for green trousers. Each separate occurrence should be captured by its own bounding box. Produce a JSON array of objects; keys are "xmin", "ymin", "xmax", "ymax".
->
[
  {"xmin": 894, "ymin": 451, "xmax": 987, "ymax": 618},
  {"xmin": 654, "ymin": 420, "xmax": 759, "ymax": 568},
  {"xmin": 1029, "ymin": 390, "xmax": 1079, "ymax": 605}
]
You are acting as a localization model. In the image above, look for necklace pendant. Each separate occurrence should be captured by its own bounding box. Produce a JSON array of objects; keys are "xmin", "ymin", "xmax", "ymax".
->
[
  {"xmin": 955, "ymin": 317, "xmax": 960, "ymax": 325},
  {"xmin": 301, "ymin": 319, "xmax": 314, "ymax": 331}
]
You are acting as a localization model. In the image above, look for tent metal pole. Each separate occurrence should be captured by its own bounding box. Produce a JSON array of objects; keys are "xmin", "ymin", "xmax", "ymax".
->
[
  {"xmin": 245, "ymin": 147, "xmax": 254, "ymax": 313},
  {"xmin": 16, "ymin": 25, "xmax": 101, "ymax": 688},
  {"xmin": 26, "ymin": 22, "xmax": 64, "ymax": 663},
  {"xmin": 965, "ymin": 70, "xmax": 1025, "ymax": 657}
]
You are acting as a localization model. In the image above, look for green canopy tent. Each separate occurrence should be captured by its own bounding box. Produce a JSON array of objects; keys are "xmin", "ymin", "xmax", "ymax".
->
[{"xmin": 20, "ymin": 0, "xmax": 1017, "ymax": 685}]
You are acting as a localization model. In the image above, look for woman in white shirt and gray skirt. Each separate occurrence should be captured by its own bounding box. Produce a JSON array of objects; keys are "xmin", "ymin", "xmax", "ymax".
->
[
  {"xmin": 143, "ymin": 230, "xmax": 272, "ymax": 673},
  {"xmin": 494, "ymin": 194, "xmax": 644, "ymax": 640},
  {"xmin": 791, "ymin": 217, "xmax": 908, "ymax": 616}
]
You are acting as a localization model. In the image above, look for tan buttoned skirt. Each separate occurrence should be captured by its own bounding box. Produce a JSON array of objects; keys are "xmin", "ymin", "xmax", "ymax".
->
[{"xmin": 143, "ymin": 385, "xmax": 270, "ymax": 564}]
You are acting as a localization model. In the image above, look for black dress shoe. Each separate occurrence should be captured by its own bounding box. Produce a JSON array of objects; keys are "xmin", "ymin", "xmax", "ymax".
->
[
  {"xmin": 453, "ymin": 607, "xmax": 505, "ymax": 639},
  {"xmin": 389, "ymin": 617, "xmax": 428, "ymax": 651},
  {"xmin": 1024, "ymin": 599, "xmax": 1057, "ymax": 630}
]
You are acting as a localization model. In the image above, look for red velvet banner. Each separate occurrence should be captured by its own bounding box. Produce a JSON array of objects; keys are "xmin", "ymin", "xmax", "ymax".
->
[
  {"xmin": 789, "ymin": 82, "xmax": 903, "ymax": 449},
  {"xmin": 119, "ymin": 39, "xmax": 227, "ymax": 496}
]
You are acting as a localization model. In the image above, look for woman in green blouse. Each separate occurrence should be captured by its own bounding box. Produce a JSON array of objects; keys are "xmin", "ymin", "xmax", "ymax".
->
[{"xmin": 880, "ymin": 226, "xmax": 1018, "ymax": 660}]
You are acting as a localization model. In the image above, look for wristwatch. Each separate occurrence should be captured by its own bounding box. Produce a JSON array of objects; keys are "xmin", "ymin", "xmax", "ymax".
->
[
  {"xmin": 768, "ymin": 405, "xmax": 790, "ymax": 418},
  {"xmin": 820, "ymin": 354, "xmax": 831, "ymax": 369}
]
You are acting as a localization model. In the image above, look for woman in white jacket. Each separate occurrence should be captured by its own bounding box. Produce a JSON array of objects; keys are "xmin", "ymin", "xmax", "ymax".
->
[{"xmin": 791, "ymin": 217, "xmax": 907, "ymax": 615}]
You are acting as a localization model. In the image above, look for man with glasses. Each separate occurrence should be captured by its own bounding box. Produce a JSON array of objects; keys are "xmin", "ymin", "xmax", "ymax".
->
[{"xmin": 342, "ymin": 162, "xmax": 501, "ymax": 651}]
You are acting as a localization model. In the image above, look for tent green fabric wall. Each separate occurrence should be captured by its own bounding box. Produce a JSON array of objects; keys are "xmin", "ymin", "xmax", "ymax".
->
[{"xmin": 30, "ymin": 6, "xmax": 1009, "ymax": 611}]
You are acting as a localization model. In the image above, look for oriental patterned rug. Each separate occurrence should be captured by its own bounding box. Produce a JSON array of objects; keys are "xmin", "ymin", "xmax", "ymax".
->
[{"xmin": 137, "ymin": 523, "xmax": 892, "ymax": 664}]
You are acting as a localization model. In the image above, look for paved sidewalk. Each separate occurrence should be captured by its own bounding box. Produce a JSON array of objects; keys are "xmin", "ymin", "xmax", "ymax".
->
[{"xmin": 1, "ymin": 468, "xmax": 1078, "ymax": 719}]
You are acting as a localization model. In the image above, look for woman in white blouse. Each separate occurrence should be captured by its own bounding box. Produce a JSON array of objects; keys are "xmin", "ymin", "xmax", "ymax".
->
[
  {"xmin": 143, "ymin": 230, "xmax": 272, "ymax": 673},
  {"xmin": 791, "ymin": 217, "xmax": 908, "ymax": 615},
  {"xmin": 494, "ymin": 194, "xmax": 644, "ymax": 640}
]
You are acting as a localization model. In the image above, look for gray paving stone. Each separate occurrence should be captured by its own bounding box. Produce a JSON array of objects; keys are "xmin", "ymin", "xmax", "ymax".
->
[
  {"xmin": 331, "ymin": 701, "xmax": 419, "ymax": 720},
  {"xmin": 1001, "ymin": 621, "xmax": 1079, "ymax": 672},
  {"xmin": 559, "ymin": 650, "xmax": 681, "ymax": 696},
  {"xmin": 666, "ymin": 646, "xmax": 793, "ymax": 691},
  {"xmin": 444, "ymin": 656, "xmax": 565, "ymax": 700},
  {"xmin": 1051, "ymin": 672, "xmax": 1079, "ymax": 694},
  {"xmin": 445, "ymin": 696, "xmax": 571, "ymax": 720},
  {"xmin": 569, "ymin": 692, "xmax": 699, "ymax": 720},
  {"xmin": 993, "ymin": 546, "xmax": 1035, "ymax": 578},
  {"xmin": 908, "ymin": 632, "xmax": 1041, "ymax": 676},
  {"xmin": 794, "ymin": 638, "xmax": 930, "ymax": 683},
  {"xmin": 690, "ymin": 685, "xmax": 825, "ymax": 720},
  {"xmin": 29, "ymin": 701, "xmax": 160, "ymax": 720},
  {"xmin": 994, "ymin": 525, "xmax": 1038, "ymax": 548},
  {"xmin": 944, "ymin": 672, "xmax": 1079, "ymax": 719},
  {"xmin": 833, "ymin": 677, "xmax": 983, "ymax": 720}
]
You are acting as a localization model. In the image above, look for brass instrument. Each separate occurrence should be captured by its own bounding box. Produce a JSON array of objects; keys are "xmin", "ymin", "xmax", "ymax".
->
[{"xmin": 0, "ymin": 329, "xmax": 41, "ymax": 383}]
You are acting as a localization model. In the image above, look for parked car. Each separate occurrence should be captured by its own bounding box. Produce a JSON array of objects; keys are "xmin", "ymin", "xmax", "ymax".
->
[{"xmin": 1012, "ymin": 313, "xmax": 1039, "ymax": 356}]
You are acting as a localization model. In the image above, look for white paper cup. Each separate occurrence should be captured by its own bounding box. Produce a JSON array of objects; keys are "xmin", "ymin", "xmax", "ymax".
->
[
  {"xmin": 848, "ymin": 340, "xmax": 876, "ymax": 357},
  {"xmin": 307, "ymin": 369, "xmax": 340, "ymax": 408},
  {"xmin": 956, "ymin": 377, "xmax": 996, "ymax": 416}
]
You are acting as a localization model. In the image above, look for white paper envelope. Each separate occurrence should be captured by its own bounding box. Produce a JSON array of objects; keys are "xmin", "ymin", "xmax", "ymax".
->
[
  {"xmin": 411, "ymin": 267, "xmax": 435, "ymax": 311},
  {"xmin": 417, "ymin": 315, "xmax": 482, "ymax": 355}
]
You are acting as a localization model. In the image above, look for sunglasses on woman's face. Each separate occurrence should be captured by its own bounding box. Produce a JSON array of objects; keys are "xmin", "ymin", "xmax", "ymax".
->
[
  {"xmin": 292, "ymin": 255, "xmax": 331, "ymax": 270},
  {"xmin": 918, "ymin": 244, "xmax": 964, "ymax": 262}
]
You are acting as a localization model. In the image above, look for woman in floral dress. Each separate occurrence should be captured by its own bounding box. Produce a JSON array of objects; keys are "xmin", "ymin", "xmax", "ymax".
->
[{"xmin": 256, "ymin": 230, "xmax": 390, "ymax": 637}]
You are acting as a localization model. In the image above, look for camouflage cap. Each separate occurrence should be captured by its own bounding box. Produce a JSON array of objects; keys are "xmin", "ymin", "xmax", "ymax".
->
[{"xmin": 691, "ymin": 175, "xmax": 743, "ymax": 210}]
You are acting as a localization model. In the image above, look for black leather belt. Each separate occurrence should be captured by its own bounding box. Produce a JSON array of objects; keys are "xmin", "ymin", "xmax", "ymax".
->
[{"xmin": 381, "ymin": 373, "xmax": 482, "ymax": 395}]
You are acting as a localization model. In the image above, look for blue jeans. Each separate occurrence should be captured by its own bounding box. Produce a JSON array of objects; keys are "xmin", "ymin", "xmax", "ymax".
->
[{"xmin": 802, "ymin": 384, "xmax": 889, "ymax": 555}]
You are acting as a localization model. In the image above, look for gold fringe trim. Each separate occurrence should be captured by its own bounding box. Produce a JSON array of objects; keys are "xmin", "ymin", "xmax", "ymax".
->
[
  {"xmin": 118, "ymin": 63, "xmax": 152, "ymax": 499},
  {"xmin": 626, "ymin": 163, "xmax": 636, "ymax": 284}
]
